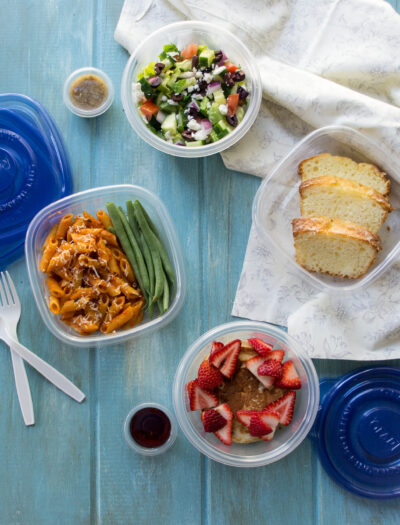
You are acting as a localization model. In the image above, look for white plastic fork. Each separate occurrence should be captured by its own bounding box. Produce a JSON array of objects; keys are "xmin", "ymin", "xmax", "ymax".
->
[
  {"xmin": 0, "ymin": 271, "xmax": 85, "ymax": 406},
  {"xmin": 0, "ymin": 271, "xmax": 34, "ymax": 425}
]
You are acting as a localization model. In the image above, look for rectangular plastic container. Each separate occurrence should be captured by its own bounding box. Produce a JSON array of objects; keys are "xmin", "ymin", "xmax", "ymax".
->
[
  {"xmin": 25, "ymin": 185, "xmax": 186, "ymax": 347},
  {"xmin": 252, "ymin": 126, "xmax": 400, "ymax": 293}
]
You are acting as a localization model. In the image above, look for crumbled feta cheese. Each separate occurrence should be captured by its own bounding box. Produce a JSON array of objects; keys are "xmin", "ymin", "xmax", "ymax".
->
[
  {"xmin": 207, "ymin": 102, "xmax": 211, "ymax": 109},
  {"xmin": 140, "ymin": 114, "xmax": 148, "ymax": 124},
  {"xmin": 187, "ymin": 119, "xmax": 202, "ymax": 131},
  {"xmin": 167, "ymin": 99, "xmax": 178, "ymax": 106},
  {"xmin": 219, "ymin": 104, "xmax": 228, "ymax": 115},
  {"xmin": 192, "ymin": 93, "xmax": 204, "ymax": 100},
  {"xmin": 213, "ymin": 65, "xmax": 226, "ymax": 76},
  {"xmin": 188, "ymin": 85, "xmax": 195, "ymax": 93},
  {"xmin": 164, "ymin": 131, "xmax": 173, "ymax": 140},
  {"xmin": 184, "ymin": 108, "xmax": 189, "ymax": 114},
  {"xmin": 161, "ymin": 95, "xmax": 167, "ymax": 102},
  {"xmin": 182, "ymin": 90, "xmax": 188, "ymax": 96},
  {"xmin": 131, "ymin": 82, "xmax": 144, "ymax": 104},
  {"xmin": 203, "ymin": 73, "xmax": 213, "ymax": 83},
  {"xmin": 195, "ymin": 71, "xmax": 203, "ymax": 79},
  {"xmin": 193, "ymin": 129, "xmax": 209, "ymax": 141}
]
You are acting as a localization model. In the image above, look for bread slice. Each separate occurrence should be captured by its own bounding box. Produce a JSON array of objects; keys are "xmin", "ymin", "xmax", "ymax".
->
[
  {"xmin": 292, "ymin": 216, "xmax": 381, "ymax": 279},
  {"xmin": 299, "ymin": 176, "xmax": 391, "ymax": 233},
  {"xmin": 298, "ymin": 153, "xmax": 390, "ymax": 196}
]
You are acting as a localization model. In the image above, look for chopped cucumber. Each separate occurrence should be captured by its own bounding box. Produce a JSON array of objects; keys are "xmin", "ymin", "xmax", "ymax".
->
[
  {"xmin": 236, "ymin": 106, "xmax": 245, "ymax": 123},
  {"xmin": 186, "ymin": 140, "xmax": 205, "ymax": 147},
  {"xmin": 213, "ymin": 89, "xmax": 226, "ymax": 106},
  {"xmin": 161, "ymin": 113, "xmax": 177, "ymax": 135},
  {"xmin": 209, "ymin": 130, "xmax": 219, "ymax": 142},
  {"xmin": 199, "ymin": 97, "xmax": 209, "ymax": 117},
  {"xmin": 214, "ymin": 118, "xmax": 233, "ymax": 139},
  {"xmin": 177, "ymin": 109, "xmax": 186, "ymax": 132},
  {"xmin": 208, "ymin": 103, "xmax": 223, "ymax": 124},
  {"xmin": 199, "ymin": 48, "xmax": 215, "ymax": 67}
]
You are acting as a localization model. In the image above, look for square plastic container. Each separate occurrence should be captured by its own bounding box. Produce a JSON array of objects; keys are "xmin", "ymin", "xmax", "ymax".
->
[
  {"xmin": 25, "ymin": 185, "xmax": 186, "ymax": 347},
  {"xmin": 173, "ymin": 321, "xmax": 319, "ymax": 468},
  {"xmin": 253, "ymin": 125, "xmax": 400, "ymax": 293}
]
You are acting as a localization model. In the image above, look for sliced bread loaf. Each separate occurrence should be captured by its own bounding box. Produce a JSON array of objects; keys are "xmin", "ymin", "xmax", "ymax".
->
[
  {"xmin": 298, "ymin": 153, "xmax": 390, "ymax": 196},
  {"xmin": 299, "ymin": 175, "xmax": 391, "ymax": 233},
  {"xmin": 292, "ymin": 216, "xmax": 381, "ymax": 279}
]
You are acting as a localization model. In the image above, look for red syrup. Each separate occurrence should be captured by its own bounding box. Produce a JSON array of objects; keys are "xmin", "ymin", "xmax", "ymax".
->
[{"xmin": 129, "ymin": 407, "xmax": 171, "ymax": 448}]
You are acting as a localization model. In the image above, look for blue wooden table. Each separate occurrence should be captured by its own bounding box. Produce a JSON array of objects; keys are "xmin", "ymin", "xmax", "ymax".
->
[{"xmin": 1, "ymin": 1, "xmax": 400, "ymax": 524}]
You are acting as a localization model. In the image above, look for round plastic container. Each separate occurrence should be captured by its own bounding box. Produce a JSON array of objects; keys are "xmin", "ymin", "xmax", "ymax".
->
[
  {"xmin": 173, "ymin": 321, "xmax": 319, "ymax": 467},
  {"xmin": 252, "ymin": 125, "xmax": 400, "ymax": 293},
  {"xmin": 0, "ymin": 93, "xmax": 72, "ymax": 268},
  {"xmin": 121, "ymin": 21, "xmax": 262, "ymax": 158},
  {"xmin": 310, "ymin": 367, "xmax": 400, "ymax": 499},
  {"xmin": 124, "ymin": 403, "xmax": 177, "ymax": 456},
  {"xmin": 25, "ymin": 184, "xmax": 186, "ymax": 347},
  {"xmin": 63, "ymin": 67, "xmax": 114, "ymax": 118}
]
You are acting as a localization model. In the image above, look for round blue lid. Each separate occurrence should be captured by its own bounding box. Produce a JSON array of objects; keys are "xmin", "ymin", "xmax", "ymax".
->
[
  {"xmin": 310, "ymin": 367, "xmax": 400, "ymax": 499},
  {"xmin": 0, "ymin": 94, "xmax": 72, "ymax": 269}
]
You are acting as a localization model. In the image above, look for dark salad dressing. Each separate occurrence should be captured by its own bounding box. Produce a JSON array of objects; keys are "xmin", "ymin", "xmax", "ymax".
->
[{"xmin": 129, "ymin": 407, "xmax": 171, "ymax": 448}]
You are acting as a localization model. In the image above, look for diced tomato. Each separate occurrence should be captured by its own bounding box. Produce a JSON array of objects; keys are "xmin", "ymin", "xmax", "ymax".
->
[
  {"xmin": 139, "ymin": 100, "xmax": 159, "ymax": 119},
  {"xmin": 181, "ymin": 43, "xmax": 198, "ymax": 60},
  {"xmin": 225, "ymin": 61, "xmax": 238, "ymax": 73},
  {"xmin": 141, "ymin": 96, "xmax": 148, "ymax": 104},
  {"xmin": 227, "ymin": 94, "xmax": 239, "ymax": 116}
]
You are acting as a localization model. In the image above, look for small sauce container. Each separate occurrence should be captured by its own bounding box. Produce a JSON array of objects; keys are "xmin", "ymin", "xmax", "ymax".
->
[
  {"xmin": 123, "ymin": 403, "xmax": 177, "ymax": 456},
  {"xmin": 63, "ymin": 67, "xmax": 114, "ymax": 117}
]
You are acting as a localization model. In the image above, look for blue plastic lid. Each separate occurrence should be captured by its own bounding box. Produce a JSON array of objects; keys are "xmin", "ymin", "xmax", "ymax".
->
[
  {"xmin": 0, "ymin": 94, "xmax": 72, "ymax": 268},
  {"xmin": 310, "ymin": 367, "xmax": 400, "ymax": 499}
]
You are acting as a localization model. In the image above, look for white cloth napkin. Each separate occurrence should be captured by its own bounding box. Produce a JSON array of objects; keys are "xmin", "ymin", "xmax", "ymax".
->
[{"xmin": 115, "ymin": 0, "xmax": 400, "ymax": 360}]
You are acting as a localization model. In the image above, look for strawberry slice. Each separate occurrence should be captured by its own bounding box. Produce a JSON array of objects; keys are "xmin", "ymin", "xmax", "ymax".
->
[
  {"xmin": 213, "ymin": 403, "xmax": 233, "ymax": 445},
  {"xmin": 258, "ymin": 358, "xmax": 283, "ymax": 378},
  {"xmin": 236, "ymin": 409, "xmax": 260, "ymax": 427},
  {"xmin": 275, "ymin": 360, "xmax": 302, "ymax": 390},
  {"xmin": 246, "ymin": 356, "xmax": 275, "ymax": 388},
  {"xmin": 268, "ymin": 349, "xmax": 285, "ymax": 362},
  {"xmin": 248, "ymin": 337, "xmax": 273, "ymax": 357},
  {"xmin": 210, "ymin": 339, "xmax": 241, "ymax": 378},
  {"xmin": 249, "ymin": 414, "xmax": 273, "ymax": 437},
  {"xmin": 259, "ymin": 411, "xmax": 280, "ymax": 441},
  {"xmin": 209, "ymin": 341, "xmax": 224, "ymax": 361},
  {"xmin": 187, "ymin": 379, "xmax": 219, "ymax": 411},
  {"xmin": 197, "ymin": 359, "xmax": 223, "ymax": 389},
  {"xmin": 201, "ymin": 408, "xmax": 227, "ymax": 433},
  {"xmin": 264, "ymin": 391, "xmax": 296, "ymax": 426}
]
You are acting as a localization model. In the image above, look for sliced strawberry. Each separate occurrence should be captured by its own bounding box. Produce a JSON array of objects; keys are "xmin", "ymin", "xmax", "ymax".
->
[
  {"xmin": 209, "ymin": 341, "xmax": 224, "ymax": 361},
  {"xmin": 268, "ymin": 349, "xmax": 285, "ymax": 362},
  {"xmin": 201, "ymin": 408, "xmax": 227, "ymax": 433},
  {"xmin": 264, "ymin": 391, "xmax": 296, "ymax": 426},
  {"xmin": 236, "ymin": 409, "xmax": 260, "ymax": 428},
  {"xmin": 188, "ymin": 379, "xmax": 219, "ymax": 411},
  {"xmin": 259, "ymin": 411, "xmax": 280, "ymax": 441},
  {"xmin": 248, "ymin": 337, "xmax": 273, "ymax": 357},
  {"xmin": 258, "ymin": 358, "xmax": 283, "ymax": 378},
  {"xmin": 214, "ymin": 403, "xmax": 233, "ymax": 445},
  {"xmin": 275, "ymin": 360, "xmax": 302, "ymax": 390},
  {"xmin": 249, "ymin": 414, "xmax": 273, "ymax": 437},
  {"xmin": 210, "ymin": 339, "xmax": 241, "ymax": 378},
  {"xmin": 197, "ymin": 359, "xmax": 223, "ymax": 389},
  {"xmin": 246, "ymin": 356, "xmax": 275, "ymax": 389}
]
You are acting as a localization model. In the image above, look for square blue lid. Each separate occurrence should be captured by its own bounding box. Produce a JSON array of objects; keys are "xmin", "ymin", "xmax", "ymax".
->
[{"xmin": 0, "ymin": 94, "xmax": 72, "ymax": 268}]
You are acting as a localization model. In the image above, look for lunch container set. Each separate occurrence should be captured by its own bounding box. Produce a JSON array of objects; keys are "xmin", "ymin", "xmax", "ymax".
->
[
  {"xmin": 121, "ymin": 20, "xmax": 262, "ymax": 158},
  {"xmin": 2, "ymin": 22, "xmax": 398, "ymax": 495}
]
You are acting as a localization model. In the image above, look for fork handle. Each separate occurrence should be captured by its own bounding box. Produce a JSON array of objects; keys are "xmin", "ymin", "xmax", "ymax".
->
[
  {"xmin": 7, "ymin": 339, "xmax": 85, "ymax": 403},
  {"xmin": 10, "ymin": 350, "xmax": 35, "ymax": 426}
]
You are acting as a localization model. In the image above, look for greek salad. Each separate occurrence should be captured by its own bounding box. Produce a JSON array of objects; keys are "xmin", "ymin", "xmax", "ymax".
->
[{"xmin": 132, "ymin": 43, "xmax": 250, "ymax": 146}]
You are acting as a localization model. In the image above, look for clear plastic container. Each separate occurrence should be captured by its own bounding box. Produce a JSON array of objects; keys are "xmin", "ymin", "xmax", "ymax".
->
[
  {"xmin": 121, "ymin": 21, "xmax": 262, "ymax": 158},
  {"xmin": 63, "ymin": 67, "xmax": 114, "ymax": 118},
  {"xmin": 25, "ymin": 184, "xmax": 186, "ymax": 347},
  {"xmin": 173, "ymin": 321, "xmax": 319, "ymax": 467},
  {"xmin": 123, "ymin": 403, "xmax": 178, "ymax": 456},
  {"xmin": 253, "ymin": 125, "xmax": 400, "ymax": 293}
]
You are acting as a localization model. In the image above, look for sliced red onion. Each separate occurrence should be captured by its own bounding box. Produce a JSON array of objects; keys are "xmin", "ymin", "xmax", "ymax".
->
[
  {"xmin": 188, "ymin": 100, "xmax": 199, "ymax": 111},
  {"xmin": 174, "ymin": 141, "xmax": 185, "ymax": 146},
  {"xmin": 206, "ymin": 81, "xmax": 221, "ymax": 96},
  {"xmin": 155, "ymin": 111, "xmax": 166, "ymax": 124},
  {"xmin": 201, "ymin": 119, "xmax": 213, "ymax": 134},
  {"xmin": 178, "ymin": 71, "xmax": 195, "ymax": 79}
]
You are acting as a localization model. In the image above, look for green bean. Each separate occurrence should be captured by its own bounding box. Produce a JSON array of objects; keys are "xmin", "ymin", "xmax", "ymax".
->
[
  {"xmin": 162, "ymin": 271, "xmax": 169, "ymax": 312},
  {"xmin": 127, "ymin": 201, "xmax": 155, "ymax": 299},
  {"xmin": 105, "ymin": 202, "xmax": 146, "ymax": 303},
  {"xmin": 134, "ymin": 200, "xmax": 161, "ymax": 240},
  {"xmin": 117, "ymin": 207, "xmax": 150, "ymax": 295},
  {"xmin": 108, "ymin": 226, "xmax": 116, "ymax": 235},
  {"xmin": 157, "ymin": 298, "xmax": 163, "ymax": 316},
  {"xmin": 133, "ymin": 202, "xmax": 164, "ymax": 302},
  {"xmin": 134, "ymin": 200, "xmax": 175, "ymax": 285}
]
